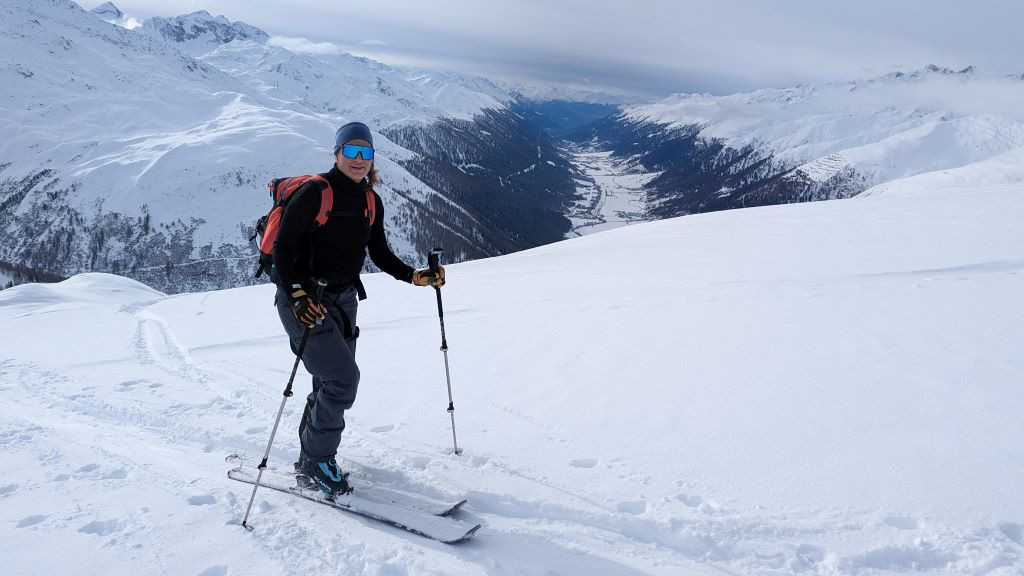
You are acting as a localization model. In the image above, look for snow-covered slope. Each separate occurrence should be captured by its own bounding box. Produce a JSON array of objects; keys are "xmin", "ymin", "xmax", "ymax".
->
[
  {"xmin": 624, "ymin": 67, "xmax": 1024, "ymax": 191},
  {"xmin": 564, "ymin": 66, "xmax": 1024, "ymax": 224},
  {"xmin": 2, "ymin": 172, "xmax": 1022, "ymax": 575}
]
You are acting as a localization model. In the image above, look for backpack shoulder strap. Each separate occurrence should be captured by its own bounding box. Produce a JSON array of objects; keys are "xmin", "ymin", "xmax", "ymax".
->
[
  {"xmin": 364, "ymin": 188, "xmax": 377, "ymax": 227},
  {"xmin": 310, "ymin": 175, "xmax": 333, "ymax": 227}
]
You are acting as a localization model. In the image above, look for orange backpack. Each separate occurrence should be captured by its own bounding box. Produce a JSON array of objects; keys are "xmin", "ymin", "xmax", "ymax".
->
[{"xmin": 252, "ymin": 174, "xmax": 376, "ymax": 279}]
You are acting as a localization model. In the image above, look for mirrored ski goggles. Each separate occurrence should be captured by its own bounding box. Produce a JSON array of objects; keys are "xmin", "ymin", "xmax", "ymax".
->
[{"xmin": 339, "ymin": 144, "xmax": 375, "ymax": 160}]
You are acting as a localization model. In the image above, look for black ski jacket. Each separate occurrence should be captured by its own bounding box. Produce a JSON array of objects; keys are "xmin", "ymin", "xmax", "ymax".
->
[{"xmin": 272, "ymin": 165, "xmax": 414, "ymax": 292}]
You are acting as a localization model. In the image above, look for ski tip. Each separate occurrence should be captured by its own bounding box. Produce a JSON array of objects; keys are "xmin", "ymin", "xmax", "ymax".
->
[
  {"xmin": 449, "ymin": 499, "xmax": 468, "ymax": 514},
  {"xmin": 445, "ymin": 523, "xmax": 482, "ymax": 544}
]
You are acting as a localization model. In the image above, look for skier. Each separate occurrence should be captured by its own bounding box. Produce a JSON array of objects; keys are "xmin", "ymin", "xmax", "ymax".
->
[{"xmin": 271, "ymin": 121, "xmax": 445, "ymax": 495}]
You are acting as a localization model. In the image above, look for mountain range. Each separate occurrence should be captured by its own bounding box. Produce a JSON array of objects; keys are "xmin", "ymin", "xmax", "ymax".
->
[{"xmin": 2, "ymin": 0, "xmax": 1022, "ymax": 292}]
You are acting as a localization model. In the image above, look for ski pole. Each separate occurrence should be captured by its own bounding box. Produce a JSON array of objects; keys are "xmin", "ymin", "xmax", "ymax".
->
[
  {"xmin": 241, "ymin": 278, "xmax": 328, "ymax": 530},
  {"xmin": 428, "ymin": 248, "xmax": 462, "ymax": 455}
]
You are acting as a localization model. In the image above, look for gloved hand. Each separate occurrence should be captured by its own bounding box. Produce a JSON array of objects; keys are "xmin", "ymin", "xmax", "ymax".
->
[
  {"xmin": 290, "ymin": 288, "xmax": 326, "ymax": 328},
  {"xmin": 412, "ymin": 266, "xmax": 445, "ymax": 287}
]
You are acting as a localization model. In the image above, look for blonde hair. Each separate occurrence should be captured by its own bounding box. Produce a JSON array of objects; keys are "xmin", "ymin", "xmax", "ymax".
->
[{"xmin": 365, "ymin": 165, "xmax": 379, "ymax": 188}]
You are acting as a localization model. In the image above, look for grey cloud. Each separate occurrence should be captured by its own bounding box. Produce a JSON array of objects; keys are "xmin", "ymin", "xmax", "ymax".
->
[{"xmin": 83, "ymin": 0, "xmax": 1024, "ymax": 96}]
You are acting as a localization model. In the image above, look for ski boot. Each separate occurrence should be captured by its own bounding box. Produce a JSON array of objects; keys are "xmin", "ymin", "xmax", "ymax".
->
[{"xmin": 295, "ymin": 453, "xmax": 351, "ymax": 497}]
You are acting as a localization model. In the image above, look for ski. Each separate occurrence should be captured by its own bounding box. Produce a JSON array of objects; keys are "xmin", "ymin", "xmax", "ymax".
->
[
  {"xmin": 225, "ymin": 454, "xmax": 466, "ymax": 516},
  {"xmin": 227, "ymin": 462, "xmax": 480, "ymax": 543},
  {"xmin": 355, "ymin": 482, "xmax": 467, "ymax": 517}
]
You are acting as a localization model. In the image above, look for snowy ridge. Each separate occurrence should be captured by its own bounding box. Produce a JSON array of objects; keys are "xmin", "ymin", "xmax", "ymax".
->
[
  {"xmin": 499, "ymin": 80, "xmax": 643, "ymax": 105},
  {"xmin": 624, "ymin": 69, "xmax": 1024, "ymax": 194},
  {"xmin": 1, "ymin": 174, "xmax": 1022, "ymax": 574},
  {"xmin": 198, "ymin": 39, "xmax": 509, "ymax": 126}
]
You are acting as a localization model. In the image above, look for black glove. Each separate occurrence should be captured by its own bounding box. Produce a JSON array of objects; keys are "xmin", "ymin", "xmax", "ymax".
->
[
  {"xmin": 412, "ymin": 266, "xmax": 445, "ymax": 287},
  {"xmin": 290, "ymin": 288, "xmax": 325, "ymax": 328}
]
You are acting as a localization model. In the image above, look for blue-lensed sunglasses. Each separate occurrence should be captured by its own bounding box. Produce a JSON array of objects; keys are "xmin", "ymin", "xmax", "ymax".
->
[{"xmin": 340, "ymin": 144, "xmax": 374, "ymax": 160}]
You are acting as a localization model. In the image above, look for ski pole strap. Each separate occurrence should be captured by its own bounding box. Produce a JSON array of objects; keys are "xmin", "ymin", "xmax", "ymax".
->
[
  {"xmin": 355, "ymin": 277, "xmax": 367, "ymax": 301},
  {"xmin": 319, "ymin": 290, "xmax": 357, "ymax": 340}
]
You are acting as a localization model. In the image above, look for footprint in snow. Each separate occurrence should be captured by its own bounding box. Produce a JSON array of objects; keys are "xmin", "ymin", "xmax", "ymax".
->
[
  {"xmin": 1000, "ymin": 523, "xmax": 1024, "ymax": 545},
  {"xmin": 370, "ymin": 424, "xmax": 395, "ymax": 433},
  {"xmin": 0, "ymin": 483, "xmax": 17, "ymax": 496},
  {"xmin": 794, "ymin": 544, "xmax": 825, "ymax": 568},
  {"xmin": 617, "ymin": 500, "xmax": 647, "ymax": 515},
  {"xmin": 245, "ymin": 427, "xmax": 267, "ymax": 435},
  {"xmin": 17, "ymin": 514, "xmax": 49, "ymax": 528},
  {"xmin": 676, "ymin": 493, "xmax": 702, "ymax": 507},
  {"xmin": 78, "ymin": 518, "xmax": 126, "ymax": 536},
  {"xmin": 0, "ymin": 428, "xmax": 35, "ymax": 446},
  {"xmin": 884, "ymin": 515, "xmax": 919, "ymax": 530},
  {"xmin": 569, "ymin": 458, "xmax": 598, "ymax": 468},
  {"xmin": 118, "ymin": 380, "xmax": 142, "ymax": 391},
  {"xmin": 197, "ymin": 566, "xmax": 227, "ymax": 576},
  {"xmin": 103, "ymin": 468, "xmax": 128, "ymax": 480},
  {"xmin": 188, "ymin": 495, "xmax": 217, "ymax": 506},
  {"xmin": 466, "ymin": 454, "xmax": 489, "ymax": 468}
]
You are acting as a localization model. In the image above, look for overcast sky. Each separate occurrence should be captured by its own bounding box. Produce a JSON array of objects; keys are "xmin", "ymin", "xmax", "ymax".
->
[{"xmin": 81, "ymin": 0, "xmax": 1024, "ymax": 98}]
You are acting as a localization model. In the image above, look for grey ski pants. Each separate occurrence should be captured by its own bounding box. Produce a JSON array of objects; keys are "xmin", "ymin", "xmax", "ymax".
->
[{"xmin": 275, "ymin": 285, "xmax": 360, "ymax": 459}]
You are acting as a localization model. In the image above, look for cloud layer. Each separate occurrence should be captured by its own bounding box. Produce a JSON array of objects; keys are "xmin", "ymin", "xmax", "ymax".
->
[{"xmin": 83, "ymin": 0, "xmax": 1024, "ymax": 97}]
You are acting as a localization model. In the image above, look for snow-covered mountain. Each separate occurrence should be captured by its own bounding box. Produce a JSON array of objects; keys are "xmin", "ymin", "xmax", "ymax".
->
[
  {"xmin": 139, "ymin": 10, "xmax": 267, "ymax": 56},
  {"xmin": 1, "ymin": 171, "xmax": 1021, "ymax": 575},
  {"xmin": 0, "ymin": 0, "xmax": 579, "ymax": 293},
  {"xmin": 5, "ymin": 0, "xmax": 1024, "ymax": 295},
  {"xmin": 570, "ymin": 66, "xmax": 1024, "ymax": 219},
  {"xmin": 88, "ymin": 1, "xmax": 138, "ymax": 29},
  {"xmin": 193, "ymin": 35, "xmax": 582, "ymax": 256}
]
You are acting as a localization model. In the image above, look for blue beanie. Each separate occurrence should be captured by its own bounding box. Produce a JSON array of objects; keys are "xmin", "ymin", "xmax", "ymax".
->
[{"xmin": 334, "ymin": 122, "xmax": 373, "ymax": 154}]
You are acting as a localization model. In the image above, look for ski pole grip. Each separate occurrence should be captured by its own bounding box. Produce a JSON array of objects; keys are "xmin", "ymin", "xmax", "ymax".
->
[{"xmin": 428, "ymin": 247, "xmax": 443, "ymax": 274}]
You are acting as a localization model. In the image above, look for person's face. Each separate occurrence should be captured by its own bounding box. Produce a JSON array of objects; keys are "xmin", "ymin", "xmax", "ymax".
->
[{"xmin": 336, "ymin": 138, "xmax": 373, "ymax": 183}]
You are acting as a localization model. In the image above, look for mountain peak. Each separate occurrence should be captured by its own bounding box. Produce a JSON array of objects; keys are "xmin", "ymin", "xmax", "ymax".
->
[
  {"xmin": 90, "ymin": 2, "xmax": 123, "ymax": 18},
  {"xmin": 89, "ymin": 1, "xmax": 140, "ymax": 29},
  {"xmin": 141, "ymin": 10, "xmax": 269, "ymax": 56},
  {"xmin": 908, "ymin": 64, "xmax": 976, "ymax": 78},
  {"xmin": 877, "ymin": 65, "xmax": 978, "ymax": 83}
]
